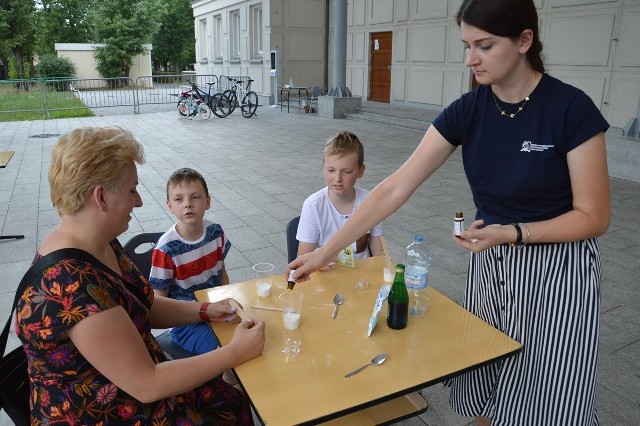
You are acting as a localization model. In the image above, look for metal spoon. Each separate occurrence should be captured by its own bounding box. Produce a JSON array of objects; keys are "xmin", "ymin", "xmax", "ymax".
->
[
  {"xmin": 332, "ymin": 293, "xmax": 344, "ymax": 319},
  {"xmin": 345, "ymin": 353, "xmax": 387, "ymax": 378}
]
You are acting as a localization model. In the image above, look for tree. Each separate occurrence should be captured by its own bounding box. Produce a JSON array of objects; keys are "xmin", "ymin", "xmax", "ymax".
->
[
  {"xmin": 151, "ymin": 0, "xmax": 195, "ymax": 73},
  {"xmin": 34, "ymin": 0, "xmax": 95, "ymax": 56},
  {"xmin": 91, "ymin": 0, "xmax": 161, "ymax": 79},
  {"xmin": 0, "ymin": 0, "xmax": 36, "ymax": 81},
  {"xmin": 0, "ymin": 3, "xmax": 10, "ymax": 79}
]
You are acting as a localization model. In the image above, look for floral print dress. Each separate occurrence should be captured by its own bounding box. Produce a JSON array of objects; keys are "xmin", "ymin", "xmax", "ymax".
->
[{"xmin": 15, "ymin": 241, "xmax": 253, "ymax": 425}]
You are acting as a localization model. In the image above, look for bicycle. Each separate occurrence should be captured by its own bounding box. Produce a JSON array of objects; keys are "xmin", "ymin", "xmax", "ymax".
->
[
  {"xmin": 222, "ymin": 76, "xmax": 258, "ymax": 118},
  {"xmin": 185, "ymin": 80, "xmax": 231, "ymax": 118},
  {"xmin": 177, "ymin": 87, "xmax": 211, "ymax": 120}
]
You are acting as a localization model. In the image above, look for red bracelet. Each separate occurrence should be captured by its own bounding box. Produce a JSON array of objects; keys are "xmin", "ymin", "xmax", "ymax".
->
[{"xmin": 199, "ymin": 302, "xmax": 211, "ymax": 322}]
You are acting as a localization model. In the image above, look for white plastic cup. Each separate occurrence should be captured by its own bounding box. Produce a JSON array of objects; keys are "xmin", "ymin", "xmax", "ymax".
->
[
  {"xmin": 279, "ymin": 291, "xmax": 303, "ymax": 330},
  {"xmin": 253, "ymin": 263, "xmax": 274, "ymax": 297}
]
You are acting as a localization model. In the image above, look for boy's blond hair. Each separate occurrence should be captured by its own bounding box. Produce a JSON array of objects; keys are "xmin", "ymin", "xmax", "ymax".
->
[
  {"xmin": 324, "ymin": 131, "xmax": 364, "ymax": 167},
  {"xmin": 49, "ymin": 126, "xmax": 145, "ymax": 216}
]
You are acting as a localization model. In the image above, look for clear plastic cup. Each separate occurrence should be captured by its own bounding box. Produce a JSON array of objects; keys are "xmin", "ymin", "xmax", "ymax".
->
[
  {"xmin": 383, "ymin": 249, "xmax": 403, "ymax": 282},
  {"xmin": 279, "ymin": 291, "xmax": 303, "ymax": 330},
  {"xmin": 253, "ymin": 263, "xmax": 274, "ymax": 297}
]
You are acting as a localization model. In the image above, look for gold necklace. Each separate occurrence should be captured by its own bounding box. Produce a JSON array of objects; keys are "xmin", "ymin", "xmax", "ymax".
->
[
  {"xmin": 492, "ymin": 90, "xmax": 530, "ymax": 119},
  {"xmin": 491, "ymin": 74, "xmax": 540, "ymax": 119}
]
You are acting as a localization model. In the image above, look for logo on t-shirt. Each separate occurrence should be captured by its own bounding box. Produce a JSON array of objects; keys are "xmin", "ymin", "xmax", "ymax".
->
[{"xmin": 521, "ymin": 141, "xmax": 554, "ymax": 152}]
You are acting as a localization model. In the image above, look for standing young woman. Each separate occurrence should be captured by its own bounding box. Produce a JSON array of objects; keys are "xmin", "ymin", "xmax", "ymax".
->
[{"xmin": 286, "ymin": 0, "xmax": 609, "ymax": 424}]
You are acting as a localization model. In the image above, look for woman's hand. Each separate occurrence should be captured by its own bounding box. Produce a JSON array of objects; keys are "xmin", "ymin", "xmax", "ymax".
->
[
  {"xmin": 453, "ymin": 220, "xmax": 518, "ymax": 253},
  {"xmin": 227, "ymin": 319, "xmax": 266, "ymax": 364},
  {"xmin": 206, "ymin": 299, "xmax": 242, "ymax": 323},
  {"xmin": 285, "ymin": 248, "xmax": 333, "ymax": 283}
]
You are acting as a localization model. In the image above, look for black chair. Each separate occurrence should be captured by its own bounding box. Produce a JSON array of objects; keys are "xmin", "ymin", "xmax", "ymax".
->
[
  {"xmin": 123, "ymin": 232, "xmax": 164, "ymax": 277},
  {"xmin": 123, "ymin": 232, "xmax": 195, "ymax": 360},
  {"xmin": 286, "ymin": 216, "xmax": 300, "ymax": 263},
  {"xmin": 304, "ymin": 86, "xmax": 323, "ymax": 113}
]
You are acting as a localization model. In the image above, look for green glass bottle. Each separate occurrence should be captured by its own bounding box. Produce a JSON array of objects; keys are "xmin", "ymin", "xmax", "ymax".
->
[{"xmin": 387, "ymin": 264, "xmax": 408, "ymax": 330}]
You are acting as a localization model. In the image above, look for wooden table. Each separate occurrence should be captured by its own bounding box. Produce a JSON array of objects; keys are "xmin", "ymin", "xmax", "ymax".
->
[{"xmin": 195, "ymin": 257, "xmax": 521, "ymax": 425}]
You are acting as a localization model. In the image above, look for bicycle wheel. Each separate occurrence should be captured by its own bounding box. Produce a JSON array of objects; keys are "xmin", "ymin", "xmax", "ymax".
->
[
  {"xmin": 197, "ymin": 102, "xmax": 212, "ymax": 119},
  {"xmin": 177, "ymin": 101, "xmax": 189, "ymax": 118},
  {"xmin": 241, "ymin": 91, "xmax": 258, "ymax": 118},
  {"xmin": 210, "ymin": 93, "xmax": 231, "ymax": 118},
  {"xmin": 223, "ymin": 90, "xmax": 238, "ymax": 114}
]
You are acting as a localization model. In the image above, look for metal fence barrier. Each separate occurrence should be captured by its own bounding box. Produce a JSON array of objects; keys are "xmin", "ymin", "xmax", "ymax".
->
[
  {"xmin": 0, "ymin": 79, "xmax": 47, "ymax": 119},
  {"xmin": 0, "ymin": 74, "xmax": 225, "ymax": 119}
]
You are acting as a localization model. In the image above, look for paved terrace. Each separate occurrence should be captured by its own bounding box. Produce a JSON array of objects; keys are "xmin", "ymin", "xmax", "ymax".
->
[{"xmin": 1, "ymin": 104, "xmax": 639, "ymax": 425}]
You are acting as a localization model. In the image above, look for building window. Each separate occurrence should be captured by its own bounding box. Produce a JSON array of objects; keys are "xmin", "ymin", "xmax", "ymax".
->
[
  {"xmin": 250, "ymin": 5, "xmax": 263, "ymax": 59},
  {"xmin": 213, "ymin": 14, "xmax": 223, "ymax": 61},
  {"xmin": 230, "ymin": 10, "xmax": 241, "ymax": 60},
  {"xmin": 198, "ymin": 18, "xmax": 208, "ymax": 62}
]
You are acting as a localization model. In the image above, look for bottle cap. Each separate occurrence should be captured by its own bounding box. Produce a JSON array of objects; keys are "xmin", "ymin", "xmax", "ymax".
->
[
  {"xmin": 414, "ymin": 235, "xmax": 424, "ymax": 243},
  {"xmin": 455, "ymin": 211, "xmax": 463, "ymax": 218}
]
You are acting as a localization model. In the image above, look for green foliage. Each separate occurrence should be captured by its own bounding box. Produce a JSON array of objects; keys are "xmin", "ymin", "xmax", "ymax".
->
[
  {"xmin": 0, "ymin": 0, "xmax": 37, "ymax": 79},
  {"xmin": 36, "ymin": 55, "xmax": 77, "ymax": 78},
  {"xmin": 152, "ymin": 0, "xmax": 195, "ymax": 73},
  {"xmin": 7, "ymin": 56, "xmax": 33, "ymax": 79},
  {"xmin": 94, "ymin": 45, "xmax": 133, "ymax": 80},
  {"xmin": 34, "ymin": 0, "xmax": 95, "ymax": 56},
  {"xmin": 91, "ymin": 0, "xmax": 161, "ymax": 78}
]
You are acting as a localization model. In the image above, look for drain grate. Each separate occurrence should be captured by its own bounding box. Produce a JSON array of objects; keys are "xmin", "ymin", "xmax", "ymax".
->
[{"xmin": 29, "ymin": 133, "xmax": 60, "ymax": 138}]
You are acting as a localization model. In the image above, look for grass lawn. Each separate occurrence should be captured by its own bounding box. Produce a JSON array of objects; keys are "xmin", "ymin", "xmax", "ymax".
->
[{"xmin": 0, "ymin": 87, "xmax": 94, "ymax": 122}]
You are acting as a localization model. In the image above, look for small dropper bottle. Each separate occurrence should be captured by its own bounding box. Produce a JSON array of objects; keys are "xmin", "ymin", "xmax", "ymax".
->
[
  {"xmin": 287, "ymin": 270, "xmax": 296, "ymax": 291},
  {"xmin": 454, "ymin": 211, "xmax": 464, "ymax": 236}
]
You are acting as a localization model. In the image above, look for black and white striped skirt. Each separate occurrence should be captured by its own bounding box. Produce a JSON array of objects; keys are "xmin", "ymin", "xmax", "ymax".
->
[{"xmin": 449, "ymin": 239, "xmax": 601, "ymax": 425}]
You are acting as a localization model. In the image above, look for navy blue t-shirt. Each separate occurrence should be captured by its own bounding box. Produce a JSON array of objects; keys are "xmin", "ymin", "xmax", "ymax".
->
[{"xmin": 432, "ymin": 73, "xmax": 609, "ymax": 225}]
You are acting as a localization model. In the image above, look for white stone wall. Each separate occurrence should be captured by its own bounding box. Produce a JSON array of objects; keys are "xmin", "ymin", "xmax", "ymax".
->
[
  {"xmin": 191, "ymin": 0, "xmax": 639, "ymax": 127},
  {"xmin": 339, "ymin": 0, "xmax": 640, "ymax": 127},
  {"xmin": 54, "ymin": 43, "xmax": 153, "ymax": 87}
]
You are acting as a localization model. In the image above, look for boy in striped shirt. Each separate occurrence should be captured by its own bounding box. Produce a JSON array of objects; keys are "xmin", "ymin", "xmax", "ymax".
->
[{"xmin": 150, "ymin": 168, "xmax": 231, "ymax": 355}]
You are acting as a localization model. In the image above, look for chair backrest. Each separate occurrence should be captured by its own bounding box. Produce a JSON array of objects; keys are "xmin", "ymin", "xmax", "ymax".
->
[
  {"xmin": 312, "ymin": 86, "xmax": 322, "ymax": 98},
  {"xmin": 123, "ymin": 232, "xmax": 164, "ymax": 277},
  {"xmin": 286, "ymin": 216, "xmax": 300, "ymax": 263}
]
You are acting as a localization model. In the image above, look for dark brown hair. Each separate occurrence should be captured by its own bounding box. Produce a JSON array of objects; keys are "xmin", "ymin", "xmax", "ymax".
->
[
  {"xmin": 166, "ymin": 168, "xmax": 209, "ymax": 200},
  {"xmin": 456, "ymin": 0, "xmax": 545, "ymax": 73}
]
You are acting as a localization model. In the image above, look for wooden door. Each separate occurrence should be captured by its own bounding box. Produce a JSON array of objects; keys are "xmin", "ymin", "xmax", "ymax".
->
[{"xmin": 369, "ymin": 32, "xmax": 392, "ymax": 103}]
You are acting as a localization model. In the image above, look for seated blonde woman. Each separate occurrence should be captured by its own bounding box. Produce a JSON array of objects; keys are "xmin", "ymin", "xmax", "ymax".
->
[{"xmin": 15, "ymin": 126, "xmax": 265, "ymax": 425}]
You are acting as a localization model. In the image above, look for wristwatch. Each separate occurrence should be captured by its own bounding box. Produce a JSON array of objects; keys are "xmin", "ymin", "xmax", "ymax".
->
[{"xmin": 509, "ymin": 223, "xmax": 525, "ymax": 248}]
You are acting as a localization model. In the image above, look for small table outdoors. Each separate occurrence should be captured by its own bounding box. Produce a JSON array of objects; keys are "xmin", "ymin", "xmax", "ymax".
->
[
  {"xmin": 195, "ymin": 256, "xmax": 521, "ymax": 425},
  {"xmin": 279, "ymin": 86, "xmax": 309, "ymax": 113}
]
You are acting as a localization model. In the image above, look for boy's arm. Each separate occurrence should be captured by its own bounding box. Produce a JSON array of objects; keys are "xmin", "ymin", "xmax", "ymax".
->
[
  {"xmin": 220, "ymin": 262, "xmax": 229, "ymax": 284},
  {"xmin": 368, "ymin": 235, "xmax": 384, "ymax": 256},
  {"xmin": 149, "ymin": 246, "xmax": 174, "ymax": 299},
  {"xmin": 153, "ymin": 288, "xmax": 169, "ymax": 297},
  {"xmin": 297, "ymin": 241, "xmax": 317, "ymax": 257}
]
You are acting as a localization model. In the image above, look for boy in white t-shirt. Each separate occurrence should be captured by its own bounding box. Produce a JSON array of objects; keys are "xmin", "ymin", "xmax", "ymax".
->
[{"xmin": 296, "ymin": 131, "xmax": 384, "ymax": 261}]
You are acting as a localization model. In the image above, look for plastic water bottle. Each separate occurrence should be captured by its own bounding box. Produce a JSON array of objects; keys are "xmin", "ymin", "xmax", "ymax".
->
[{"xmin": 404, "ymin": 235, "xmax": 432, "ymax": 317}]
